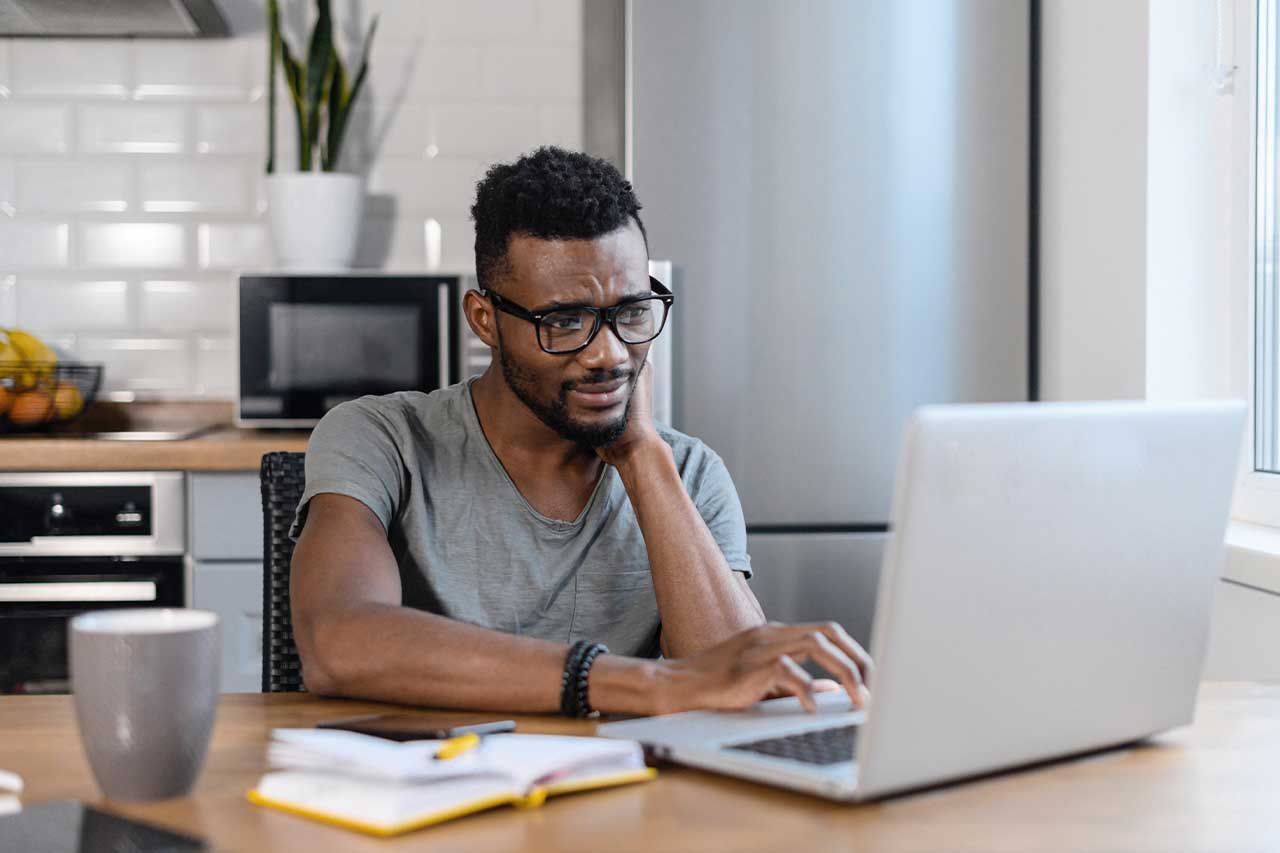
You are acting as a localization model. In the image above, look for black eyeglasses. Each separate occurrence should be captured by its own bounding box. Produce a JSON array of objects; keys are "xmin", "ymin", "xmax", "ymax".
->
[{"xmin": 478, "ymin": 276, "xmax": 674, "ymax": 355}]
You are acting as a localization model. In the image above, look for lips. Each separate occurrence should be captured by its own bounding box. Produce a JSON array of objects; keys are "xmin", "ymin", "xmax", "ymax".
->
[{"xmin": 568, "ymin": 378, "xmax": 627, "ymax": 408}]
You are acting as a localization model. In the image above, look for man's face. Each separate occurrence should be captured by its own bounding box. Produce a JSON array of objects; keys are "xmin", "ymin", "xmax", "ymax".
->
[{"xmin": 490, "ymin": 220, "xmax": 652, "ymax": 448}]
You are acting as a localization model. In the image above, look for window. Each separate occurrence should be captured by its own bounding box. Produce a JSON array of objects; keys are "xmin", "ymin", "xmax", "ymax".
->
[{"xmin": 1257, "ymin": 0, "xmax": 1280, "ymax": 474}]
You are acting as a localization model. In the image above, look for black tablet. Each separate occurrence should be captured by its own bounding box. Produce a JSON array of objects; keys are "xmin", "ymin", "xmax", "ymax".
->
[{"xmin": 0, "ymin": 800, "xmax": 206, "ymax": 852}]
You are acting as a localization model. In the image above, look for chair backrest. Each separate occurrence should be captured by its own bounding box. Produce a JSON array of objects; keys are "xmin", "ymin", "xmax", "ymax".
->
[{"xmin": 260, "ymin": 451, "xmax": 307, "ymax": 693}]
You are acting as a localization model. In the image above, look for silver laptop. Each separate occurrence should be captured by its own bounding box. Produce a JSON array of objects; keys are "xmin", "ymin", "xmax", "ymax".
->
[{"xmin": 599, "ymin": 401, "xmax": 1245, "ymax": 801}]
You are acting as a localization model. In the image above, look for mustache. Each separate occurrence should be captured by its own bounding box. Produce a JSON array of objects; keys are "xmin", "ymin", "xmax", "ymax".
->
[{"xmin": 562, "ymin": 368, "xmax": 633, "ymax": 393}]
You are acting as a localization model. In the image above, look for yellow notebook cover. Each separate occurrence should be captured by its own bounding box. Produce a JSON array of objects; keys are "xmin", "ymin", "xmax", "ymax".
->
[{"xmin": 246, "ymin": 729, "xmax": 657, "ymax": 837}]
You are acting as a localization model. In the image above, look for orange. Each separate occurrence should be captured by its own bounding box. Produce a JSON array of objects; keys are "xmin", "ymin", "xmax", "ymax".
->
[
  {"xmin": 8, "ymin": 389, "xmax": 54, "ymax": 425},
  {"xmin": 0, "ymin": 386, "xmax": 11, "ymax": 416}
]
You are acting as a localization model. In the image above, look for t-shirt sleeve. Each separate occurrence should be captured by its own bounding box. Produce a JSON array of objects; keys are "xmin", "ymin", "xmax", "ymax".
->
[
  {"xmin": 288, "ymin": 399, "xmax": 404, "ymax": 543},
  {"xmin": 689, "ymin": 445, "xmax": 753, "ymax": 579}
]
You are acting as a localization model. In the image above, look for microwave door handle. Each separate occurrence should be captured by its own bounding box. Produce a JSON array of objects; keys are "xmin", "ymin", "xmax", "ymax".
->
[{"xmin": 0, "ymin": 581, "xmax": 159, "ymax": 603}]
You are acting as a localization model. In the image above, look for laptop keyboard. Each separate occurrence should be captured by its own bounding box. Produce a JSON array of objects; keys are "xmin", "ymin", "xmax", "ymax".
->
[{"xmin": 725, "ymin": 725, "xmax": 858, "ymax": 766}]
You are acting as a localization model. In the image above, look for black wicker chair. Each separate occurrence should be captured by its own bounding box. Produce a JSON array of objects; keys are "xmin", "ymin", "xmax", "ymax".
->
[{"xmin": 260, "ymin": 451, "xmax": 307, "ymax": 692}]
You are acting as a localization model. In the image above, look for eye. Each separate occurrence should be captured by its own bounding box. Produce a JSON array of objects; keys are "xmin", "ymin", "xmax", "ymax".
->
[
  {"xmin": 617, "ymin": 304, "xmax": 651, "ymax": 324},
  {"xmin": 545, "ymin": 312, "xmax": 585, "ymax": 330}
]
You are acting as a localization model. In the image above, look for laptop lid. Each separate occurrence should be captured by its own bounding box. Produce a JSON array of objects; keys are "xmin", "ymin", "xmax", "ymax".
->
[{"xmin": 855, "ymin": 401, "xmax": 1245, "ymax": 799}]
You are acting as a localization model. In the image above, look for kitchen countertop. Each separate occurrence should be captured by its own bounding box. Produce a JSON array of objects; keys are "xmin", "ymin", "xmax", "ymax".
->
[{"xmin": 0, "ymin": 401, "xmax": 310, "ymax": 472}]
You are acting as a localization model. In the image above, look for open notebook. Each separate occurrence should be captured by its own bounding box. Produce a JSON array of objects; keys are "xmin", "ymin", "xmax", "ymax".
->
[{"xmin": 247, "ymin": 728, "xmax": 657, "ymax": 836}]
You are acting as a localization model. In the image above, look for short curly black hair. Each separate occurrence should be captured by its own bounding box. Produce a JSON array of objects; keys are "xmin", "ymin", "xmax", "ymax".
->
[{"xmin": 471, "ymin": 146, "xmax": 647, "ymax": 292}]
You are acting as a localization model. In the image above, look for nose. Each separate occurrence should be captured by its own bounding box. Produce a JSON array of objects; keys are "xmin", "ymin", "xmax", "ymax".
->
[{"xmin": 577, "ymin": 318, "xmax": 631, "ymax": 373}]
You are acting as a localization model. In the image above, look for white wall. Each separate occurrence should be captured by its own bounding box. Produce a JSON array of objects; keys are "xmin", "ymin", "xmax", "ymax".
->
[
  {"xmin": 1145, "ymin": 0, "xmax": 1241, "ymax": 403},
  {"xmin": 1039, "ymin": 0, "xmax": 1152, "ymax": 399},
  {"xmin": 1039, "ymin": 0, "xmax": 1245, "ymax": 404},
  {"xmin": 1038, "ymin": 0, "xmax": 1149, "ymax": 401},
  {"xmin": 0, "ymin": 0, "xmax": 583, "ymax": 399}
]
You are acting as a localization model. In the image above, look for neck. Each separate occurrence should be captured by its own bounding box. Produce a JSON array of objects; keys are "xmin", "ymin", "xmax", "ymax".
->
[{"xmin": 470, "ymin": 368, "xmax": 603, "ymax": 474}]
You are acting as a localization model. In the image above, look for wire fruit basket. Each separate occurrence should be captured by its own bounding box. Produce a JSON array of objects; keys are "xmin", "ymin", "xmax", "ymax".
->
[{"xmin": 0, "ymin": 362, "xmax": 103, "ymax": 433}]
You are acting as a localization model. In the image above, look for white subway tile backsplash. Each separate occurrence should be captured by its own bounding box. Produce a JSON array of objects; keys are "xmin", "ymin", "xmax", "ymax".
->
[
  {"xmin": 81, "ymin": 222, "xmax": 186, "ymax": 269},
  {"xmin": 355, "ymin": 215, "xmax": 474, "ymax": 272},
  {"xmin": 426, "ymin": 0, "xmax": 538, "ymax": 41},
  {"xmin": 337, "ymin": 0, "xmax": 424, "ymax": 42},
  {"xmin": 16, "ymin": 278, "xmax": 129, "ymax": 331},
  {"xmin": 367, "ymin": 158, "xmax": 485, "ymax": 214},
  {"xmin": 537, "ymin": 104, "xmax": 583, "ymax": 151},
  {"xmin": 428, "ymin": 104, "xmax": 541, "ymax": 159},
  {"xmin": 132, "ymin": 41, "xmax": 250, "ymax": 100},
  {"xmin": 0, "ymin": 159, "xmax": 13, "ymax": 213},
  {"xmin": 0, "ymin": 221, "xmax": 70, "ymax": 269},
  {"xmin": 0, "ymin": 42, "xmax": 10, "ymax": 97},
  {"xmin": 11, "ymin": 40, "xmax": 130, "ymax": 98},
  {"xmin": 435, "ymin": 216, "xmax": 476, "ymax": 272},
  {"xmin": 370, "ymin": 44, "xmax": 483, "ymax": 101},
  {"xmin": 78, "ymin": 336, "xmax": 191, "ymax": 393},
  {"xmin": 0, "ymin": 275, "xmax": 15, "ymax": 326},
  {"xmin": 482, "ymin": 45, "xmax": 580, "ymax": 99},
  {"xmin": 140, "ymin": 279, "xmax": 234, "ymax": 333},
  {"xmin": 0, "ymin": 1, "xmax": 583, "ymax": 398},
  {"xmin": 197, "ymin": 104, "xmax": 265, "ymax": 155},
  {"xmin": 193, "ymin": 335, "xmax": 235, "ymax": 396},
  {"xmin": 140, "ymin": 162, "xmax": 250, "ymax": 214},
  {"xmin": 538, "ymin": 0, "xmax": 583, "ymax": 42},
  {"xmin": 17, "ymin": 161, "xmax": 132, "ymax": 213},
  {"xmin": 197, "ymin": 223, "xmax": 272, "ymax": 270},
  {"xmin": 80, "ymin": 104, "xmax": 187, "ymax": 154},
  {"xmin": 0, "ymin": 104, "xmax": 71, "ymax": 154}
]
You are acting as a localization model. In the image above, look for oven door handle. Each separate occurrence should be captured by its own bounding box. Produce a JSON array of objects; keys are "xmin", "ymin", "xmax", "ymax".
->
[{"xmin": 0, "ymin": 581, "xmax": 159, "ymax": 603}]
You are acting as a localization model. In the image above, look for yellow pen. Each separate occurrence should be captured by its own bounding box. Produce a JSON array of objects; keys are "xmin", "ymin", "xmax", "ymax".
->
[{"xmin": 434, "ymin": 732, "xmax": 481, "ymax": 761}]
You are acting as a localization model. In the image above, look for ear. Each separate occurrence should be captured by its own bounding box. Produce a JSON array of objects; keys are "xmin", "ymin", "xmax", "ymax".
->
[{"xmin": 463, "ymin": 289, "xmax": 500, "ymax": 349}]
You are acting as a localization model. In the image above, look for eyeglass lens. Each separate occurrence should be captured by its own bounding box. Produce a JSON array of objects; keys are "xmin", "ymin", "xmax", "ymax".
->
[{"xmin": 539, "ymin": 297, "xmax": 667, "ymax": 353}]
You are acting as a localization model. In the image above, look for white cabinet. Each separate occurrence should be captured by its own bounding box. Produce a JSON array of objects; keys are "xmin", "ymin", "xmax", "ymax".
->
[
  {"xmin": 192, "ymin": 561, "xmax": 263, "ymax": 693},
  {"xmin": 188, "ymin": 472, "xmax": 264, "ymax": 692}
]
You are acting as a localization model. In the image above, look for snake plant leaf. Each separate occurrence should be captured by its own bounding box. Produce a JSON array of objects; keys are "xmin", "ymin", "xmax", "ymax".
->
[
  {"xmin": 323, "ymin": 14, "xmax": 378, "ymax": 172},
  {"xmin": 322, "ymin": 50, "xmax": 347, "ymax": 171},
  {"xmin": 266, "ymin": 0, "xmax": 280, "ymax": 173},
  {"xmin": 302, "ymin": 0, "xmax": 334, "ymax": 171},
  {"xmin": 277, "ymin": 32, "xmax": 308, "ymax": 170}
]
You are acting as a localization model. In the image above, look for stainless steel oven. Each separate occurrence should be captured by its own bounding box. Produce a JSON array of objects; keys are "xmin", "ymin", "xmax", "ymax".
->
[
  {"xmin": 0, "ymin": 472, "xmax": 186, "ymax": 695},
  {"xmin": 237, "ymin": 272, "xmax": 465, "ymax": 428}
]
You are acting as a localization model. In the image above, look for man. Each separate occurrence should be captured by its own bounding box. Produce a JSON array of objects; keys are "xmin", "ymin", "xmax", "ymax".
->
[{"xmin": 290, "ymin": 147, "xmax": 871, "ymax": 716}]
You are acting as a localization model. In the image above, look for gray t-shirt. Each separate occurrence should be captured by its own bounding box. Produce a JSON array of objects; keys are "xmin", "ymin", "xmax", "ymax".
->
[{"xmin": 289, "ymin": 377, "xmax": 752, "ymax": 658}]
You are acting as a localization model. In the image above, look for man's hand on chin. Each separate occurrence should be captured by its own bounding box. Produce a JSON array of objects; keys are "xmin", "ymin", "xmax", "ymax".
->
[{"xmin": 596, "ymin": 359, "xmax": 665, "ymax": 469}]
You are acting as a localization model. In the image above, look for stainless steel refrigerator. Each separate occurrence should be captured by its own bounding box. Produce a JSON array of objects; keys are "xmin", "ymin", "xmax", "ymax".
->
[{"xmin": 630, "ymin": 0, "xmax": 1031, "ymax": 646}]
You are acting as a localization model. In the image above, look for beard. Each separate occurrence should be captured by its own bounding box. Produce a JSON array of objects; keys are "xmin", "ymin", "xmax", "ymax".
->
[{"xmin": 496, "ymin": 334, "xmax": 634, "ymax": 449}]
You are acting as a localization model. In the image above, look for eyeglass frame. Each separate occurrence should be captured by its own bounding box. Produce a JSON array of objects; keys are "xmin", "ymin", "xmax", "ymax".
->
[{"xmin": 477, "ymin": 276, "xmax": 674, "ymax": 355}]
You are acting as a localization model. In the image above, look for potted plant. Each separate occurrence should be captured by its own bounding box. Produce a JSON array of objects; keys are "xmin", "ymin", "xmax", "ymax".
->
[{"xmin": 265, "ymin": 0, "xmax": 377, "ymax": 269}]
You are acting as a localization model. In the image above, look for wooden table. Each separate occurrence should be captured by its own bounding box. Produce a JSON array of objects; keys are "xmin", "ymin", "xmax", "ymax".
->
[{"xmin": 2, "ymin": 683, "xmax": 1279, "ymax": 852}]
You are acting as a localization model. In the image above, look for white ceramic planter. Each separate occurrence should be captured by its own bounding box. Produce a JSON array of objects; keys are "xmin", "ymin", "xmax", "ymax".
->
[{"xmin": 266, "ymin": 172, "xmax": 364, "ymax": 270}]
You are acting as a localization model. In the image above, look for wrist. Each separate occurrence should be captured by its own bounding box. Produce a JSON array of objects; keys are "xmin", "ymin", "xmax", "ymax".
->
[
  {"xmin": 610, "ymin": 435, "xmax": 672, "ymax": 481},
  {"xmin": 587, "ymin": 654, "xmax": 671, "ymax": 716}
]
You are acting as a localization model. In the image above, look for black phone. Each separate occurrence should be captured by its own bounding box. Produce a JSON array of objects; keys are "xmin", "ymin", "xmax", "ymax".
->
[
  {"xmin": 0, "ymin": 800, "xmax": 206, "ymax": 852},
  {"xmin": 315, "ymin": 713, "xmax": 517, "ymax": 741}
]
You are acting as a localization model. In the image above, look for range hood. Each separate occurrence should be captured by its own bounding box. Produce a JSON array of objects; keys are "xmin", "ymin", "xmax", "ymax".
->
[{"xmin": 0, "ymin": 0, "xmax": 228, "ymax": 37}]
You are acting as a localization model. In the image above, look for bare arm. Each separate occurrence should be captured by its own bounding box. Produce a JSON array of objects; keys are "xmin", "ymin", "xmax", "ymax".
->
[
  {"xmin": 598, "ymin": 361, "xmax": 765, "ymax": 658},
  {"xmin": 614, "ymin": 440, "xmax": 765, "ymax": 658},
  {"xmin": 291, "ymin": 493, "xmax": 870, "ymax": 713}
]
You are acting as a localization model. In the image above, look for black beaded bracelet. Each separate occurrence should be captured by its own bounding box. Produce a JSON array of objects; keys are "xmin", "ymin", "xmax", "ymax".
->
[
  {"xmin": 574, "ymin": 642, "xmax": 608, "ymax": 718},
  {"xmin": 559, "ymin": 640, "xmax": 609, "ymax": 718},
  {"xmin": 560, "ymin": 640, "xmax": 592, "ymax": 717}
]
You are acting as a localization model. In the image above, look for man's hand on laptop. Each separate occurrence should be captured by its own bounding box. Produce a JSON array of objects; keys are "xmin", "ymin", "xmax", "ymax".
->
[{"xmin": 652, "ymin": 621, "xmax": 872, "ymax": 714}]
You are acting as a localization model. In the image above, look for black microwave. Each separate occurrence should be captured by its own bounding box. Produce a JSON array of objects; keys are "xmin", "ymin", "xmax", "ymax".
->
[{"xmin": 237, "ymin": 273, "xmax": 464, "ymax": 427}]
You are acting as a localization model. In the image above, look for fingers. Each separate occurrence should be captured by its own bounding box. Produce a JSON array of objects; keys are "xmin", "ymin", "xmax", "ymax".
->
[
  {"xmin": 743, "ymin": 622, "xmax": 872, "ymax": 709},
  {"xmin": 773, "ymin": 655, "xmax": 816, "ymax": 713}
]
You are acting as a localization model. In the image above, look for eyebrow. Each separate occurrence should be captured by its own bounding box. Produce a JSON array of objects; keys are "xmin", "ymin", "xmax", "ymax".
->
[{"xmin": 529, "ymin": 289, "xmax": 652, "ymax": 314}]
